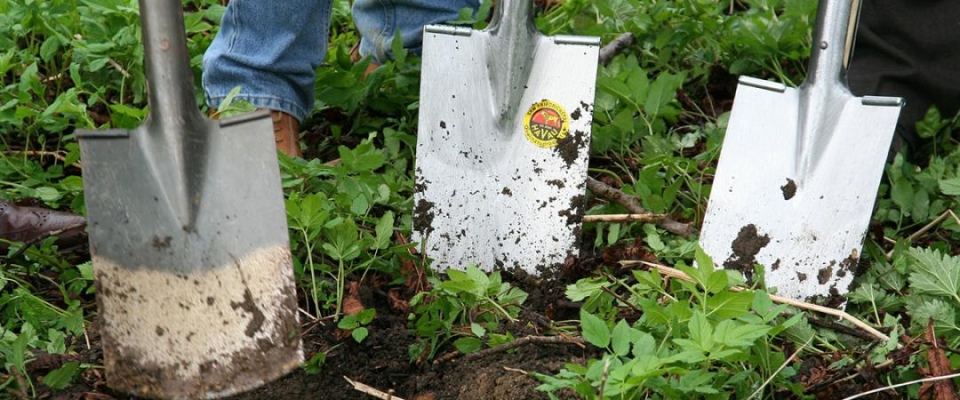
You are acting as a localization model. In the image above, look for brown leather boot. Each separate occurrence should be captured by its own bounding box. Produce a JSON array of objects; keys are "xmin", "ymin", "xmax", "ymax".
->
[
  {"xmin": 267, "ymin": 109, "xmax": 302, "ymax": 158},
  {"xmin": 209, "ymin": 108, "xmax": 302, "ymax": 157}
]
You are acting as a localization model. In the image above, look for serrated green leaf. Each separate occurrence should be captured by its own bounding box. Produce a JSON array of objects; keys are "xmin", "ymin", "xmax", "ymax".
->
[
  {"xmin": 908, "ymin": 298, "xmax": 958, "ymax": 333},
  {"xmin": 714, "ymin": 320, "xmax": 770, "ymax": 348},
  {"xmin": 611, "ymin": 319, "xmax": 632, "ymax": 356},
  {"xmin": 908, "ymin": 248, "xmax": 960, "ymax": 302},
  {"xmin": 688, "ymin": 311, "xmax": 713, "ymax": 350},
  {"xmin": 939, "ymin": 177, "xmax": 960, "ymax": 196},
  {"xmin": 706, "ymin": 290, "xmax": 753, "ymax": 320},
  {"xmin": 580, "ymin": 309, "xmax": 610, "ymax": 348}
]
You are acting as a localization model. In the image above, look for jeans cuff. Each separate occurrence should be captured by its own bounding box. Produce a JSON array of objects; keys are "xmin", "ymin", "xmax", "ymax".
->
[{"xmin": 205, "ymin": 93, "xmax": 308, "ymax": 122}]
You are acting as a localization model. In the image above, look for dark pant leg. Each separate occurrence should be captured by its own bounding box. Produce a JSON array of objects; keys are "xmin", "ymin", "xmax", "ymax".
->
[{"xmin": 847, "ymin": 0, "xmax": 960, "ymax": 159}]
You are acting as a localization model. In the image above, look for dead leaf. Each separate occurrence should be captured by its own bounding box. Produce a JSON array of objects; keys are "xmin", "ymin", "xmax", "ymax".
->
[
  {"xmin": 920, "ymin": 321, "xmax": 960, "ymax": 400},
  {"xmin": 342, "ymin": 281, "xmax": 365, "ymax": 316},
  {"xmin": 387, "ymin": 289, "xmax": 409, "ymax": 313}
]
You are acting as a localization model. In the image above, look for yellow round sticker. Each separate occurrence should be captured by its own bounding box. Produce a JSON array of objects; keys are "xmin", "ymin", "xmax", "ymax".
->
[{"xmin": 523, "ymin": 100, "xmax": 570, "ymax": 148}]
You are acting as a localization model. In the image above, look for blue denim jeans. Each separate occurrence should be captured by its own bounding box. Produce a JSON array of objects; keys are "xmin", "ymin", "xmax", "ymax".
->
[{"xmin": 202, "ymin": 0, "xmax": 480, "ymax": 122}]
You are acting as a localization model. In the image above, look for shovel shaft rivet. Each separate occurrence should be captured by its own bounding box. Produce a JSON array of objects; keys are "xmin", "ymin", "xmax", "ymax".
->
[{"xmin": 819, "ymin": 41, "xmax": 828, "ymax": 49}]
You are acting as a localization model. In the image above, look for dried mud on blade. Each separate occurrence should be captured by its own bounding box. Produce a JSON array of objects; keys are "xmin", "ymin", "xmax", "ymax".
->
[
  {"xmin": 699, "ymin": 0, "xmax": 902, "ymax": 302},
  {"xmin": 76, "ymin": 1, "xmax": 301, "ymax": 398},
  {"xmin": 413, "ymin": 0, "xmax": 600, "ymax": 274}
]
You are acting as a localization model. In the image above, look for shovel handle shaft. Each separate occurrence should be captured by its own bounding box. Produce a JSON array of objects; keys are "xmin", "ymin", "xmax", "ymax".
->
[
  {"xmin": 488, "ymin": 0, "xmax": 536, "ymax": 37},
  {"xmin": 138, "ymin": 0, "xmax": 205, "ymax": 127},
  {"xmin": 807, "ymin": 0, "xmax": 860, "ymax": 86}
]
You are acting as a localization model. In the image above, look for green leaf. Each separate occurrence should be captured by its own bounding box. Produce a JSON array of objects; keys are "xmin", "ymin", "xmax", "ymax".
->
[
  {"xmin": 357, "ymin": 309, "xmax": 376, "ymax": 325},
  {"xmin": 610, "ymin": 320, "xmax": 633, "ymax": 357},
  {"xmin": 890, "ymin": 177, "xmax": 914, "ymax": 212},
  {"xmin": 470, "ymin": 323, "xmax": 486, "ymax": 338},
  {"xmin": 565, "ymin": 278, "xmax": 609, "ymax": 302},
  {"xmin": 644, "ymin": 72, "xmax": 683, "ymax": 118},
  {"xmin": 337, "ymin": 315, "xmax": 359, "ymax": 330},
  {"xmin": 688, "ymin": 311, "xmax": 713, "ymax": 351},
  {"xmin": 908, "ymin": 247, "xmax": 960, "ymax": 301},
  {"xmin": 938, "ymin": 177, "xmax": 960, "ymax": 196},
  {"xmin": 324, "ymin": 218, "xmax": 361, "ymax": 261},
  {"xmin": 908, "ymin": 298, "xmax": 958, "ymax": 333},
  {"xmin": 40, "ymin": 36, "xmax": 61, "ymax": 63},
  {"xmin": 351, "ymin": 327, "xmax": 369, "ymax": 343},
  {"xmin": 303, "ymin": 352, "xmax": 327, "ymax": 374},
  {"xmin": 580, "ymin": 309, "xmax": 610, "ymax": 348},
  {"xmin": 705, "ymin": 291, "xmax": 753, "ymax": 320},
  {"xmin": 373, "ymin": 211, "xmax": 395, "ymax": 250},
  {"xmin": 713, "ymin": 320, "xmax": 771, "ymax": 348},
  {"xmin": 454, "ymin": 337, "xmax": 482, "ymax": 354},
  {"xmin": 42, "ymin": 361, "xmax": 80, "ymax": 389}
]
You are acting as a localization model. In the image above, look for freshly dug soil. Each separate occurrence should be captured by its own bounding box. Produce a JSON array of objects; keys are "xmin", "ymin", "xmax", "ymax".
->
[{"xmin": 43, "ymin": 271, "xmax": 591, "ymax": 400}]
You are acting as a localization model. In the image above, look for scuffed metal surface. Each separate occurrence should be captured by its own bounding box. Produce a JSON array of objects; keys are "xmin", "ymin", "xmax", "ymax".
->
[
  {"xmin": 95, "ymin": 247, "xmax": 302, "ymax": 399},
  {"xmin": 414, "ymin": 27, "xmax": 599, "ymax": 275},
  {"xmin": 700, "ymin": 81, "xmax": 900, "ymax": 302}
]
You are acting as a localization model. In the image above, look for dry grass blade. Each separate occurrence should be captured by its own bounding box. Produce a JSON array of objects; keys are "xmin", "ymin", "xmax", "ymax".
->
[
  {"xmin": 841, "ymin": 371, "xmax": 960, "ymax": 400},
  {"xmin": 586, "ymin": 177, "xmax": 696, "ymax": 238},
  {"xmin": 885, "ymin": 210, "xmax": 952, "ymax": 259}
]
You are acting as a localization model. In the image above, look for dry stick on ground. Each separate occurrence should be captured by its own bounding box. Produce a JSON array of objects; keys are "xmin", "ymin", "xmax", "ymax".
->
[
  {"xmin": 801, "ymin": 314, "xmax": 884, "ymax": 342},
  {"xmin": 344, "ymin": 376, "xmax": 405, "ymax": 400},
  {"xmin": 625, "ymin": 260, "xmax": 896, "ymax": 345},
  {"xmin": 457, "ymin": 335, "xmax": 587, "ymax": 364},
  {"xmin": 587, "ymin": 177, "xmax": 697, "ymax": 238},
  {"xmin": 582, "ymin": 213, "xmax": 667, "ymax": 223},
  {"xmin": 884, "ymin": 210, "xmax": 952, "ymax": 259},
  {"xmin": 598, "ymin": 32, "xmax": 635, "ymax": 66}
]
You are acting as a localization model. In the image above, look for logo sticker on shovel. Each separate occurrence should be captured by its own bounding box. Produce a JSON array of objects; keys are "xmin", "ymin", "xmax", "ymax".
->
[{"xmin": 524, "ymin": 100, "xmax": 569, "ymax": 148}]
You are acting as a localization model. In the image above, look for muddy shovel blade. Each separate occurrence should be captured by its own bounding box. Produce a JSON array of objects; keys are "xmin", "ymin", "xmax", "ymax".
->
[
  {"xmin": 699, "ymin": 0, "xmax": 902, "ymax": 302},
  {"xmin": 77, "ymin": 2, "xmax": 301, "ymax": 398},
  {"xmin": 413, "ymin": 0, "xmax": 599, "ymax": 274}
]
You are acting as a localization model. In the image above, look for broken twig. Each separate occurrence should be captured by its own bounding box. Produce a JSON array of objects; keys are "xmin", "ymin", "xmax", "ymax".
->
[
  {"xmin": 598, "ymin": 32, "xmax": 635, "ymax": 65},
  {"xmin": 582, "ymin": 213, "xmax": 667, "ymax": 223},
  {"xmin": 344, "ymin": 376, "xmax": 405, "ymax": 400},
  {"xmin": 586, "ymin": 177, "xmax": 697, "ymax": 238}
]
